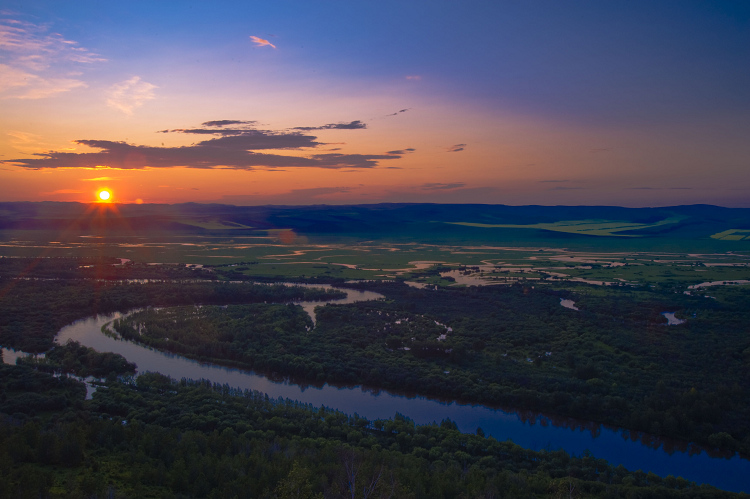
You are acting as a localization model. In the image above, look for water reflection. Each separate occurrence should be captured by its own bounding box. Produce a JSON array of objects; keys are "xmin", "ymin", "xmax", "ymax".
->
[
  {"xmin": 560, "ymin": 298, "xmax": 579, "ymax": 311},
  {"xmin": 52, "ymin": 302, "xmax": 750, "ymax": 492},
  {"xmin": 662, "ymin": 312, "xmax": 686, "ymax": 325}
]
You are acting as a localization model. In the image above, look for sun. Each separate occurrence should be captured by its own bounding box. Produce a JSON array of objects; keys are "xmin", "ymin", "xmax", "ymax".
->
[{"xmin": 97, "ymin": 189, "xmax": 112, "ymax": 202}]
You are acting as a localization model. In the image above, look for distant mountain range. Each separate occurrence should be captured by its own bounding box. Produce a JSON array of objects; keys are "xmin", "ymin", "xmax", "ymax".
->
[{"xmin": 1, "ymin": 202, "xmax": 749, "ymax": 250}]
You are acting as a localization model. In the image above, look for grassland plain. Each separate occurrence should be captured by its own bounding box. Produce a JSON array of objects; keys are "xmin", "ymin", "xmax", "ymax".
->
[{"xmin": 1, "ymin": 227, "xmax": 749, "ymax": 287}]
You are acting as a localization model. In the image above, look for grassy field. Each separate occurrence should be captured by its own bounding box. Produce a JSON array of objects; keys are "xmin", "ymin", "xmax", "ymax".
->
[
  {"xmin": 2, "ymin": 228, "xmax": 749, "ymax": 291},
  {"xmin": 711, "ymin": 229, "xmax": 750, "ymax": 241},
  {"xmin": 446, "ymin": 216, "xmax": 686, "ymax": 237}
]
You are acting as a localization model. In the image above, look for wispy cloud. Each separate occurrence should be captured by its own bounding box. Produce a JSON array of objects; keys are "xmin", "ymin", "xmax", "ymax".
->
[
  {"xmin": 250, "ymin": 35, "xmax": 276, "ymax": 49},
  {"xmin": 201, "ymin": 120, "xmax": 256, "ymax": 128},
  {"xmin": 81, "ymin": 176, "xmax": 118, "ymax": 182},
  {"xmin": 386, "ymin": 148, "xmax": 415, "ymax": 155},
  {"xmin": 0, "ymin": 61, "xmax": 87, "ymax": 99},
  {"xmin": 422, "ymin": 182, "xmax": 466, "ymax": 190},
  {"xmin": 45, "ymin": 189, "xmax": 83, "ymax": 194},
  {"xmin": 7, "ymin": 130, "xmax": 40, "ymax": 143},
  {"xmin": 4, "ymin": 119, "xmax": 402, "ymax": 170},
  {"xmin": 107, "ymin": 76, "xmax": 157, "ymax": 115},
  {"xmin": 0, "ymin": 63, "xmax": 33, "ymax": 92},
  {"xmin": 14, "ymin": 74, "xmax": 86, "ymax": 99},
  {"xmin": 293, "ymin": 120, "xmax": 367, "ymax": 131},
  {"xmin": 386, "ymin": 108, "xmax": 410, "ymax": 117},
  {"xmin": 0, "ymin": 18, "xmax": 105, "ymax": 66},
  {"xmin": 0, "ymin": 18, "xmax": 104, "ymax": 99},
  {"xmin": 405, "ymin": 75, "xmax": 421, "ymax": 80},
  {"xmin": 628, "ymin": 187, "xmax": 693, "ymax": 190},
  {"xmin": 446, "ymin": 144, "xmax": 466, "ymax": 153}
]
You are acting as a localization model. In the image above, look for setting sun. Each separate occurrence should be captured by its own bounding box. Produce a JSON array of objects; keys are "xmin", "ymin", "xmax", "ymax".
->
[{"xmin": 97, "ymin": 189, "xmax": 112, "ymax": 202}]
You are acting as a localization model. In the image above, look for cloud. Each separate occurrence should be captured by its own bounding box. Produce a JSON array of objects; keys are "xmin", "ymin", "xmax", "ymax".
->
[
  {"xmin": 405, "ymin": 75, "xmax": 421, "ymax": 80},
  {"xmin": 159, "ymin": 127, "xmax": 250, "ymax": 135},
  {"xmin": 421, "ymin": 182, "xmax": 466, "ymax": 190},
  {"xmin": 7, "ymin": 130, "xmax": 40, "ymax": 143},
  {"xmin": 386, "ymin": 108, "xmax": 411, "ymax": 117},
  {"xmin": 201, "ymin": 120, "xmax": 256, "ymax": 127},
  {"xmin": 4, "ymin": 120, "xmax": 402, "ymax": 170},
  {"xmin": 0, "ymin": 63, "xmax": 32, "ymax": 91},
  {"xmin": 309, "ymin": 153, "xmax": 397, "ymax": 169},
  {"xmin": 165, "ymin": 128, "xmax": 323, "ymax": 149},
  {"xmin": 629, "ymin": 187, "xmax": 693, "ymax": 190},
  {"xmin": 250, "ymin": 35, "xmax": 276, "ymax": 49},
  {"xmin": 107, "ymin": 76, "xmax": 157, "ymax": 115},
  {"xmin": 0, "ymin": 18, "xmax": 103, "ymax": 99},
  {"xmin": 386, "ymin": 148, "xmax": 415, "ymax": 155},
  {"xmin": 81, "ymin": 176, "xmax": 118, "ymax": 181},
  {"xmin": 446, "ymin": 144, "xmax": 466, "ymax": 153},
  {"xmin": 6, "ymin": 130, "xmax": 56, "ymax": 154},
  {"xmin": 46, "ymin": 189, "xmax": 83, "ymax": 194},
  {"xmin": 538, "ymin": 179, "xmax": 570, "ymax": 183},
  {"xmin": 294, "ymin": 120, "xmax": 367, "ymax": 131},
  {"xmin": 0, "ymin": 62, "xmax": 87, "ymax": 99},
  {"xmin": 0, "ymin": 18, "xmax": 105, "ymax": 66},
  {"xmin": 16, "ymin": 75, "xmax": 86, "ymax": 99}
]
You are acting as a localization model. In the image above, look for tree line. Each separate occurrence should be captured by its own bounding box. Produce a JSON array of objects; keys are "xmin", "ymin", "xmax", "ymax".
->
[{"xmin": 1, "ymin": 364, "xmax": 744, "ymax": 498}]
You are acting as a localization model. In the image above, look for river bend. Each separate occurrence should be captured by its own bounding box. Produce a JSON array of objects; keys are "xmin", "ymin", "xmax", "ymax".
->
[{"xmin": 50, "ymin": 285, "xmax": 749, "ymax": 493}]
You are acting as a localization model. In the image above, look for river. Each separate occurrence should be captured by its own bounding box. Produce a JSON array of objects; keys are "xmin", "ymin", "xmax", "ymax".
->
[{"xmin": 44, "ymin": 286, "xmax": 749, "ymax": 493}]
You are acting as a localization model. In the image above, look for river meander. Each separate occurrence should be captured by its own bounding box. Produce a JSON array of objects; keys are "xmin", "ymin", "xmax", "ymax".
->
[{"xmin": 46, "ymin": 285, "xmax": 749, "ymax": 493}]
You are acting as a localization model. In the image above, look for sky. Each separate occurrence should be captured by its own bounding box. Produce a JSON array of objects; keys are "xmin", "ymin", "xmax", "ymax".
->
[{"xmin": 1, "ymin": 0, "xmax": 749, "ymax": 207}]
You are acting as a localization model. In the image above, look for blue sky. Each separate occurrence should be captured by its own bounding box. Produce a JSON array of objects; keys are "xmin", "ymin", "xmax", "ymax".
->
[{"xmin": 1, "ymin": 1, "xmax": 749, "ymax": 206}]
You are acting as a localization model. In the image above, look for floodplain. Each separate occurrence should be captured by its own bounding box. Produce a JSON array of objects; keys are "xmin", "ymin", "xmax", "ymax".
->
[{"xmin": 2, "ymin": 202, "xmax": 750, "ymax": 496}]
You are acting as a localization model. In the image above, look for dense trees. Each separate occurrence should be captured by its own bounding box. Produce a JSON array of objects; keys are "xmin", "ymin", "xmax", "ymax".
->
[
  {"xmin": 3, "ymin": 256, "xmax": 750, "ymax": 491},
  {"xmin": 18, "ymin": 340, "xmax": 136, "ymax": 378},
  {"xmin": 113, "ymin": 303, "xmax": 314, "ymax": 370},
  {"xmin": 1, "ymin": 366, "xmax": 743, "ymax": 498},
  {"xmin": 0, "ymin": 260, "xmax": 343, "ymax": 351},
  {"xmin": 113, "ymin": 280, "xmax": 750, "ymax": 457}
]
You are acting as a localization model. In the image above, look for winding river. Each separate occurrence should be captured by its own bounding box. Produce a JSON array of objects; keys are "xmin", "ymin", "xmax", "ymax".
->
[{"xmin": 43, "ymin": 285, "xmax": 749, "ymax": 492}]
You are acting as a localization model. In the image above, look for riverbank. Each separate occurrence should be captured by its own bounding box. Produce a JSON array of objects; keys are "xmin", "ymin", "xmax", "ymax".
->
[{"xmin": 54, "ymin": 302, "xmax": 750, "ymax": 493}]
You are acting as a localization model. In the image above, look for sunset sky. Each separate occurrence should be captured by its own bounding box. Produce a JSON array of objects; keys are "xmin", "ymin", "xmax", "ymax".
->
[{"xmin": 1, "ymin": 1, "xmax": 748, "ymax": 207}]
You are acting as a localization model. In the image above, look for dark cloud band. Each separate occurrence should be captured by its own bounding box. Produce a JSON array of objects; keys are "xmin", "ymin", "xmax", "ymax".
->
[{"xmin": 3, "ymin": 120, "xmax": 400, "ymax": 170}]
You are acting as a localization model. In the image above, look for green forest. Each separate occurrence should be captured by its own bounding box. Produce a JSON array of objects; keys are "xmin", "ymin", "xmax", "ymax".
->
[
  {"xmin": 110, "ymin": 280, "xmax": 750, "ymax": 457},
  {"xmin": 0, "ymin": 257, "xmax": 343, "ymax": 352},
  {"xmin": 1, "ymin": 364, "xmax": 745, "ymax": 498}
]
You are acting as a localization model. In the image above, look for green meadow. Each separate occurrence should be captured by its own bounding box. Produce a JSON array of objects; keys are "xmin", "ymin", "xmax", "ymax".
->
[
  {"xmin": 2, "ymin": 228, "xmax": 748, "ymax": 290},
  {"xmin": 446, "ymin": 216, "xmax": 686, "ymax": 237}
]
